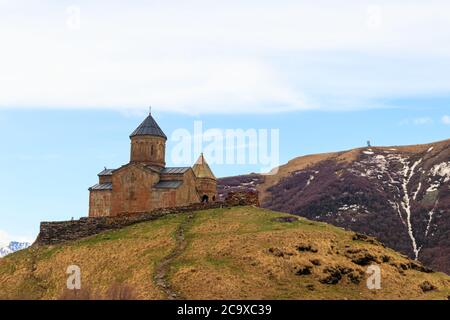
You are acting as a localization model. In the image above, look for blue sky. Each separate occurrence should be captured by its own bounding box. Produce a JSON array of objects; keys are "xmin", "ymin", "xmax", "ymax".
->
[
  {"xmin": 0, "ymin": 0, "xmax": 450, "ymax": 244},
  {"xmin": 0, "ymin": 106, "xmax": 448, "ymax": 244}
]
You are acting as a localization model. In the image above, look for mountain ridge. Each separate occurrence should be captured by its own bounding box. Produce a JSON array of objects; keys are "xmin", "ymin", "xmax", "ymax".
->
[{"xmin": 218, "ymin": 138, "xmax": 450, "ymax": 274}]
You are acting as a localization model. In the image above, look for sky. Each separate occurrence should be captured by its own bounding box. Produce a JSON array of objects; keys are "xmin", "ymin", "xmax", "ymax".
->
[{"xmin": 0, "ymin": 0, "xmax": 449, "ymax": 245}]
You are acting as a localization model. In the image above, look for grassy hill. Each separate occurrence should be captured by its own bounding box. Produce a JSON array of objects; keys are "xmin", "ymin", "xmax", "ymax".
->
[{"xmin": 1, "ymin": 206, "xmax": 449, "ymax": 300}]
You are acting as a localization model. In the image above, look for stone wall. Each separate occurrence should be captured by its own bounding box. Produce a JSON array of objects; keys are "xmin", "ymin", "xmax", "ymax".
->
[
  {"xmin": 35, "ymin": 191, "xmax": 258, "ymax": 246},
  {"xmin": 89, "ymin": 190, "xmax": 112, "ymax": 217}
]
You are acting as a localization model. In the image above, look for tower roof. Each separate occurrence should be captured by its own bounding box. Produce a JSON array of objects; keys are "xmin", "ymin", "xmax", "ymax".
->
[
  {"xmin": 130, "ymin": 113, "xmax": 167, "ymax": 139},
  {"xmin": 192, "ymin": 153, "xmax": 216, "ymax": 180}
]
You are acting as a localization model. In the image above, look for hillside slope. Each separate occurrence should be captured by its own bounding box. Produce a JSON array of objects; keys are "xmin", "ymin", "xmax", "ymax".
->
[
  {"xmin": 218, "ymin": 139, "xmax": 450, "ymax": 274},
  {"xmin": 0, "ymin": 207, "xmax": 449, "ymax": 300}
]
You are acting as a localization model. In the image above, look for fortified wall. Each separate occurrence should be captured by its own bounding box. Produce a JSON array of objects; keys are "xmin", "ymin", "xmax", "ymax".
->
[{"xmin": 35, "ymin": 191, "xmax": 259, "ymax": 246}]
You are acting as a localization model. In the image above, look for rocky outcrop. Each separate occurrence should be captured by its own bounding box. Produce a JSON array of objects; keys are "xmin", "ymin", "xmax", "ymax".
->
[
  {"xmin": 35, "ymin": 191, "xmax": 259, "ymax": 246},
  {"xmin": 224, "ymin": 190, "xmax": 259, "ymax": 206}
]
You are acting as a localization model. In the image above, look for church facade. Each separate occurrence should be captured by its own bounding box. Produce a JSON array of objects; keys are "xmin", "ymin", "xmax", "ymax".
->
[{"xmin": 88, "ymin": 114, "xmax": 217, "ymax": 217}]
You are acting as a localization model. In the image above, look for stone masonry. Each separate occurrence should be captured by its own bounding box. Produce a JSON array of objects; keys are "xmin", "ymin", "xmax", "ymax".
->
[
  {"xmin": 35, "ymin": 191, "xmax": 259, "ymax": 246},
  {"xmin": 89, "ymin": 113, "xmax": 218, "ymax": 217}
]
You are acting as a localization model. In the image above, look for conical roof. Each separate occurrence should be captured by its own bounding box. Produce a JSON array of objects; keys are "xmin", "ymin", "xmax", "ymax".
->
[
  {"xmin": 130, "ymin": 113, "xmax": 167, "ymax": 139},
  {"xmin": 192, "ymin": 153, "xmax": 216, "ymax": 180}
]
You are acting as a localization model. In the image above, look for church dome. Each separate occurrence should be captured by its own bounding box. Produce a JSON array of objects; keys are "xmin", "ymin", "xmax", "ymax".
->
[{"xmin": 130, "ymin": 114, "xmax": 167, "ymax": 139}]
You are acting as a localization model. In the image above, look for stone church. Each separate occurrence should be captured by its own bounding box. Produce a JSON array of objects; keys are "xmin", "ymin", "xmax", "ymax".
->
[{"xmin": 88, "ymin": 113, "xmax": 217, "ymax": 217}]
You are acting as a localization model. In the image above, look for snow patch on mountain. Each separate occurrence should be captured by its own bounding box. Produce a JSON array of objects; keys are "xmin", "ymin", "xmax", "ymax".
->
[
  {"xmin": 0, "ymin": 241, "xmax": 30, "ymax": 258},
  {"xmin": 345, "ymin": 150, "xmax": 444, "ymax": 260},
  {"xmin": 399, "ymin": 158, "xmax": 422, "ymax": 260},
  {"xmin": 430, "ymin": 162, "xmax": 450, "ymax": 182},
  {"xmin": 338, "ymin": 204, "xmax": 369, "ymax": 214},
  {"xmin": 412, "ymin": 182, "xmax": 422, "ymax": 200},
  {"xmin": 427, "ymin": 182, "xmax": 440, "ymax": 193},
  {"xmin": 425, "ymin": 200, "xmax": 439, "ymax": 237},
  {"xmin": 305, "ymin": 174, "xmax": 315, "ymax": 187}
]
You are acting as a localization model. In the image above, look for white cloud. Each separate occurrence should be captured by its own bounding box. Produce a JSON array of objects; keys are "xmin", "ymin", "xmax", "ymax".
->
[
  {"xmin": 0, "ymin": 230, "xmax": 10, "ymax": 247},
  {"xmin": 442, "ymin": 115, "xmax": 450, "ymax": 125},
  {"xmin": 1, "ymin": 1, "xmax": 450, "ymax": 114}
]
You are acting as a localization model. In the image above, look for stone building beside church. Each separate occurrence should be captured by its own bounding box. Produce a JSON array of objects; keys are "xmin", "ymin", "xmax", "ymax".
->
[{"xmin": 88, "ymin": 113, "xmax": 217, "ymax": 217}]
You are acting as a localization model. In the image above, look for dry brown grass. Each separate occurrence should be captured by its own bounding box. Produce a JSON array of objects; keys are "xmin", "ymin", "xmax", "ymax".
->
[
  {"xmin": 58, "ymin": 283, "xmax": 136, "ymax": 300},
  {"xmin": 169, "ymin": 207, "xmax": 450, "ymax": 300},
  {"xmin": 259, "ymin": 152, "xmax": 340, "ymax": 200},
  {"xmin": 0, "ymin": 214, "xmax": 185, "ymax": 300},
  {"xmin": 1, "ymin": 206, "xmax": 449, "ymax": 300}
]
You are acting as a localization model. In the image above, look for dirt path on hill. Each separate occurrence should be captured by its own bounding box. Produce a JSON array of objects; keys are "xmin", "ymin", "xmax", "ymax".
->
[
  {"xmin": 25, "ymin": 247, "xmax": 48, "ymax": 299},
  {"xmin": 153, "ymin": 212, "xmax": 195, "ymax": 300}
]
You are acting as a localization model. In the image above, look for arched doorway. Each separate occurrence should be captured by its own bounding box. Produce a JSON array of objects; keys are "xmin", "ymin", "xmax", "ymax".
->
[{"xmin": 201, "ymin": 195, "xmax": 209, "ymax": 203}]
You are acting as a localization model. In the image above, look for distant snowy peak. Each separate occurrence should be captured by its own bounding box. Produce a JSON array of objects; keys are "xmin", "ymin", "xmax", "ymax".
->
[{"xmin": 0, "ymin": 241, "xmax": 30, "ymax": 258}]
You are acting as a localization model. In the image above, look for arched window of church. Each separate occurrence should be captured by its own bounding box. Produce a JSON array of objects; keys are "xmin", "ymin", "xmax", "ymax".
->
[{"xmin": 151, "ymin": 145, "xmax": 154, "ymax": 156}]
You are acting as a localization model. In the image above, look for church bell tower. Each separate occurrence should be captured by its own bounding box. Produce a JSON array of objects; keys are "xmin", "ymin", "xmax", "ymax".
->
[{"xmin": 129, "ymin": 111, "xmax": 167, "ymax": 169}]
